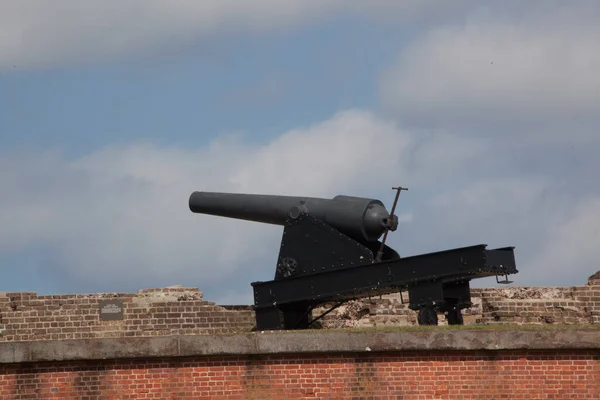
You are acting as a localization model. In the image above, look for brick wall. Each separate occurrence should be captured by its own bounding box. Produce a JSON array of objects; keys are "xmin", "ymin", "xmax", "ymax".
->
[
  {"xmin": 316, "ymin": 276, "xmax": 600, "ymax": 328},
  {"xmin": 472, "ymin": 285, "xmax": 600, "ymax": 325},
  {"xmin": 1, "ymin": 350, "xmax": 598, "ymax": 399},
  {"xmin": 1, "ymin": 276, "xmax": 599, "ymax": 399},
  {"xmin": 1, "ymin": 273, "xmax": 599, "ymax": 342},
  {"xmin": 0, "ymin": 286, "xmax": 254, "ymax": 342}
]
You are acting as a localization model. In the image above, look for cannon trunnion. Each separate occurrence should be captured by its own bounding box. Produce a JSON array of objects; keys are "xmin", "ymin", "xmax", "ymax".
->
[{"xmin": 189, "ymin": 190, "xmax": 518, "ymax": 330}]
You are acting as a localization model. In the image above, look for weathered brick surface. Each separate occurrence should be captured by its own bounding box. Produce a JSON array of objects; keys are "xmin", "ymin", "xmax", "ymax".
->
[
  {"xmin": 1, "ymin": 272, "xmax": 599, "ymax": 342},
  {"xmin": 0, "ymin": 286, "xmax": 254, "ymax": 342},
  {"xmin": 0, "ymin": 350, "xmax": 598, "ymax": 399},
  {"xmin": 0, "ymin": 272, "xmax": 599, "ymax": 399},
  {"xmin": 316, "ymin": 274, "xmax": 600, "ymax": 328},
  {"xmin": 473, "ymin": 285, "xmax": 600, "ymax": 325}
]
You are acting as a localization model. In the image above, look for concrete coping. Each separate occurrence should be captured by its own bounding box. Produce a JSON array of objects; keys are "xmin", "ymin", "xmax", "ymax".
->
[{"xmin": 1, "ymin": 328, "xmax": 599, "ymax": 364}]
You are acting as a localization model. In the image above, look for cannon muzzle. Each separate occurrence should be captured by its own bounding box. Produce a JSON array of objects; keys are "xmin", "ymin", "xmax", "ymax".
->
[{"xmin": 189, "ymin": 191, "xmax": 396, "ymax": 242}]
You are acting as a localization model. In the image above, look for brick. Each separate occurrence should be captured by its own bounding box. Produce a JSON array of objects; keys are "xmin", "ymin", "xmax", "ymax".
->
[
  {"xmin": 1, "ymin": 281, "xmax": 600, "ymax": 398},
  {"xmin": 0, "ymin": 287, "xmax": 255, "ymax": 343}
]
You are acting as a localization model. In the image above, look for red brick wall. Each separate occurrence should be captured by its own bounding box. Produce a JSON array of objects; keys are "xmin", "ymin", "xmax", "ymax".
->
[
  {"xmin": 0, "ymin": 287, "xmax": 255, "ymax": 341},
  {"xmin": 2, "ymin": 282, "xmax": 600, "ymax": 341},
  {"xmin": 1, "ymin": 350, "xmax": 598, "ymax": 399},
  {"xmin": 316, "ymin": 283, "xmax": 600, "ymax": 328},
  {"xmin": 473, "ymin": 284, "xmax": 600, "ymax": 325}
]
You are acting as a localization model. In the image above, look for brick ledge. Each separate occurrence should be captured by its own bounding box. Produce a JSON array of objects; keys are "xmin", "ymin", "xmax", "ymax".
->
[{"xmin": 1, "ymin": 328, "xmax": 599, "ymax": 364}]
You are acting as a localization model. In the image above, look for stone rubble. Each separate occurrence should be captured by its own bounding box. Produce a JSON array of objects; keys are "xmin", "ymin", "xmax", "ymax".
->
[{"xmin": 314, "ymin": 271, "xmax": 600, "ymax": 328}]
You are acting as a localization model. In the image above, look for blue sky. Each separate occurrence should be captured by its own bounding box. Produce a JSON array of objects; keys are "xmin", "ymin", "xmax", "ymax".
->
[
  {"xmin": 1, "ymin": 14, "xmax": 416, "ymax": 154},
  {"xmin": 2, "ymin": 23, "xmax": 364, "ymax": 152},
  {"xmin": 1, "ymin": 1, "xmax": 599, "ymax": 304}
]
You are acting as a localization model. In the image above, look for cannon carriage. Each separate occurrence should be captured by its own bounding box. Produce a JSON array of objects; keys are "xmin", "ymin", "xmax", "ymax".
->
[{"xmin": 189, "ymin": 189, "xmax": 518, "ymax": 330}]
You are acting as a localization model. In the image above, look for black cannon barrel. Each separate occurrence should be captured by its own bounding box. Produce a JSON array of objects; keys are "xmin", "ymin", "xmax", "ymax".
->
[{"xmin": 189, "ymin": 191, "xmax": 393, "ymax": 242}]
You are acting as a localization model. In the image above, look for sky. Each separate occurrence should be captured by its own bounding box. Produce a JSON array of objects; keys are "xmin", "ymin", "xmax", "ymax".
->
[{"xmin": 1, "ymin": 0, "xmax": 599, "ymax": 304}]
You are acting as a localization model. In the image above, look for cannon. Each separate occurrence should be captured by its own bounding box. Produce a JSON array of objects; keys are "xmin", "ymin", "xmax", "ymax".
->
[{"xmin": 189, "ymin": 188, "xmax": 518, "ymax": 330}]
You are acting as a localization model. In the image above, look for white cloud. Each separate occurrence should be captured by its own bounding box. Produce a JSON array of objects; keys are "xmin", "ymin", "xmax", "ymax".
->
[
  {"xmin": 379, "ymin": 1, "xmax": 600, "ymax": 140},
  {"xmin": 422, "ymin": 177, "xmax": 559, "ymax": 254},
  {"xmin": 227, "ymin": 110, "xmax": 410, "ymax": 195},
  {"xmin": 411, "ymin": 177, "xmax": 600, "ymax": 288},
  {"xmin": 2, "ymin": 108, "xmax": 598, "ymax": 300},
  {"xmin": 380, "ymin": 1, "xmax": 600, "ymax": 285},
  {"xmin": 0, "ymin": 0, "xmax": 458, "ymax": 70},
  {"xmin": 526, "ymin": 197, "xmax": 600, "ymax": 285},
  {"xmin": 0, "ymin": 110, "xmax": 414, "ymax": 294},
  {"xmin": 374, "ymin": 1, "xmax": 600, "ymax": 286},
  {"xmin": 3, "ymin": 0, "xmax": 600, "ymax": 302}
]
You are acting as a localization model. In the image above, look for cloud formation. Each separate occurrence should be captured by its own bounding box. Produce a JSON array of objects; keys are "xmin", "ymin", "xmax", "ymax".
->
[
  {"xmin": 0, "ymin": 111, "xmax": 415, "ymax": 301},
  {"xmin": 2, "ymin": 107, "xmax": 598, "ymax": 303},
  {"xmin": 2, "ymin": 1, "xmax": 599, "ymax": 305},
  {"xmin": 380, "ymin": 1, "xmax": 600, "ymax": 140},
  {"xmin": 377, "ymin": 0, "xmax": 600, "ymax": 288},
  {"xmin": 1, "ymin": 0, "xmax": 460, "ymax": 70}
]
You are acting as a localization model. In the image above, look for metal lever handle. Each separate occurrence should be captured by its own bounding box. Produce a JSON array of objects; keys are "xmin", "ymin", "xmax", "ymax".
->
[{"xmin": 375, "ymin": 186, "xmax": 408, "ymax": 262}]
